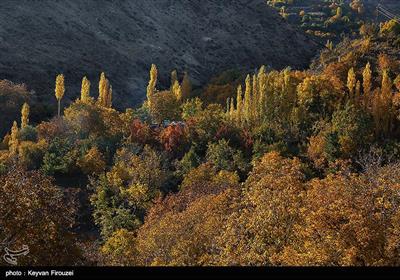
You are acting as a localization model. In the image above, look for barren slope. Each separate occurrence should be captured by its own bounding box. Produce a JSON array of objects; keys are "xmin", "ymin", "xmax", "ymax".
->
[{"xmin": 0, "ymin": 0, "xmax": 318, "ymax": 108}]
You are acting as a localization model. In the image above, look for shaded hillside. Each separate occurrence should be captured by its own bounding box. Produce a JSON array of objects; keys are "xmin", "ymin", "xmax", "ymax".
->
[{"xmin": 0, "ymin": 0, "xmax": 318, "ymax": 109}]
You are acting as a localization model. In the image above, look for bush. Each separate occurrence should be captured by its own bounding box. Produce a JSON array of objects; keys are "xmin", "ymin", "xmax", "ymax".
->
[{"xmin": 19, "ymin": 125, "xmax": 38, "ymax": 142}]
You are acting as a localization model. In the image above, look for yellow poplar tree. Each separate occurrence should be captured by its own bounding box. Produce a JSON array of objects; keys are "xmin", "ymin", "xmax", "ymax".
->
[
  {"xmin": 55, "ymin": 74, "xmax": 65, "ymax": 117},
  {"xmin": 347, "ymin": 67, "xmax": 356, "ymax": 98},
  {"xmin": 9, "ymin": 121, "xmax": 19, "ymax": 156},
  {"xmin": 107, "ymin": 85, "xmax": 113, "ymax": 108},
  {"xmin": 236, "ymin": 85, "xmax": 243, "ymax": 125},
  {"xmin": 363, "ymin": 62, "xmax": 372, "ymax": 107},
  {"xmin": 229, "ymin": 97, "xmax": 235, "ymax": 121},
  {"xmin": 252, "ymin": 74, "xmax": 259, "ymax": 123},
  {"xmin": 98, "ymin": 73, "xmax": 113, "ymax": 108},
  {"xmin": 381, "ymin": 70, "xmax": 393, "ymax": 98},
  {"xmin": 81, "ymin": 76, "xmax": 91, "ymax": 103},
  {"xmin": 244, "ymin": 75, "xmax": 252, "ymax": 123},
  {"xmin": 98, "ymin": 72, "xmax": 107, "ymax": 106},
  {"xmin": 258, "ymin": 66, "xmax": 267, "ymax": 117},
  {"xmin": 147, "ymin": 64, "xmax": 158, "ymax": 106},
  {"xmin": 21, "ymin": 103, "xmax": 30, "ymax": 129},
  {"xmin": 381, "ymin": 70, "xmax": 393, "ymax": 135},
  {"xmin": 172, "ymin": 80, "xmax": 183, "ymax": 102},
  {"xmin": 226, "ymin": 97, "xmax": 231, "ymax": 115},
  {"xmin": 171, "ymin": 70, "xmax": 178, "ymax": 89},
  {"xmin": 181, "ymin": 71, "xmax": 192, "ymax": 100}
]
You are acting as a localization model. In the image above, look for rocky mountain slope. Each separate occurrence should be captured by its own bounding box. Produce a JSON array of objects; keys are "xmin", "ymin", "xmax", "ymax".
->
[{"xmin": 0, "ymin": 0, "xmax": 319, "ymax": 109}]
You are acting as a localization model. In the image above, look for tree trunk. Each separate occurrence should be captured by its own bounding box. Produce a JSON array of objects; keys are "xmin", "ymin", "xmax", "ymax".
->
[{"xmin": 58, "ymin": 99, "xmax": 61, "ymax": 118}]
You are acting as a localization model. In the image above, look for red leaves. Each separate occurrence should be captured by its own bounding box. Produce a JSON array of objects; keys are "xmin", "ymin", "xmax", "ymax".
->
[
  {"xmin": 129, "ymin": 119, "xmax": 157, "ymax": 145},
  {"xmin": 159, "ymin": 123, "xmax": 188, "ymax": 155}
]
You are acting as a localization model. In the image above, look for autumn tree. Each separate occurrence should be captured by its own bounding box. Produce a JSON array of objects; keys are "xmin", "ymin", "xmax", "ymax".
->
[
  {"xmin": 133, "ymin": 164, "xmax": 240, "ymax": 266},
  {"xmin": 274, "ymin": 164, "xmax": 400, "ymax": 266},
  {"xmin": 170, "ymin": 69, "xmax": 178, "ymax": 90},
  {"xmin": 236, "ymin": 85, "xmax": 243, "ymax": 125},
  {"xmin": 0, "ymin": 167, "xmax": 82, "ymax": 265},
  {"xmin": 206, "ymin": 139, "xmax": 247, "ymax": 173},
  {"xmin": 216, "ymin": 152, "xmax": 305, "ymax": 265},
  {"xmin": 101, "ymin": 229, "xmax": 137, "ymax": 266},
  {"xmin": 91, "ymin": 145, "xmax": 169, "ymax": 239},
  {"xmin": 172, "ymin": 80, "xmax": 183, "ymax": 102},
  {"xmin": 243, "ymin": 74, "xmax": 252, "ymax": 123},
  {"xmin": 380, "ymin": 70, "xmax": 393, "ymax": 136},
  {"xmin": 78, "ymin": 146, "xmax": 106, "ymax": 175},
  {"xmin": 147, "ymin": 64, "xmax": 158, "ymax": 106},
  {"xmin": 181, "ymin": 71, "xmax": 192, "ymax": 100},
  {"xmin": 98, "ymin": 72, "xmax": 112, "ymax": 108},
  {"xmin": 347, "ymin": 67, "xmax": 356, "ymax": 98},
  {"xmin": 0, "ymin": 80, "xmax": 32, "ymax": 138},
  {"xmin": 55, "ymin": 74, "xmax": 65, "ymax": 117},
  {"xmin": 159, "ymin": 124, "xmax": 189, "ymax": 157},
  {"xmin": 20, "ymin": 102, "xmax": 29, "ymax": 129},
  {"xmin": 129, "ymin": 119, "xmax": 155, "ymax": 146},
  {"xmin": 149, "ymin": 90, "xmax": 181, "ymax": 123},
  {"xmin": 362, "ymin": 62, "xmax": 372, "ymax": 108},
  {"xmin": 181, "ymin": 98, "xmax": 203, "ymax": 121},
  {"xmin": 8, "ymin": 121, "xmax": 19, "ymax": 156},
  {"xmin": 81, "ymin": 76, "xmax": 91, "ymax": 103}
]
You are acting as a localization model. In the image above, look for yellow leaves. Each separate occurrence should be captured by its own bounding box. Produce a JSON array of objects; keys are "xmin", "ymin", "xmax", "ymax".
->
[
  {"xmin": 55, "ymin": 74, "xmax": 65, "ymax": 101},
  {"xmin": 0, "ymin": 167, "xmax": 81, "ymax": 265},
  {"xmin": 307, "ymin": 134, "xmax": 328, "ymax": 169},
  {"xmin": 147, "ymin": 64, "xmax": 158, "ymax": 105},
  {"xmin": 80, "ymin": 76, "xmax": 91, "ymax": 103},
  {"xmin": 134, "ymin": 188, "xmax": 239, "ymax": 266},
  {"xmin": 215, "ymin": 152, "xmax": 305, "ymax": 265},
  {"xmin": 101, "ymin": 229, "xmax": 136, "ymax": 266},
  {"xmin": 98, "ymin": 72, "xmax": 113, "ymax": 108},
  {"xmin": 121, "ymin": 183, "xmax": 151, "ymax": 209},
  {"xmin": 347, "ymin": 67, "xmax": 356, "ymax": 97},
  {"xmin": 9, "ymin": 121, "xmax": 19, "ymax": 155},
  {"xmin": 78, "ymin": 147, "xmax": 106, "ymax": 175},
  {"xmin": 279, "ymin": 166, "xmax": 400, "ymax": 266},
  {"xmin": 21, "ymin": 102, "xmax": 29, "ymax": 129},
  {"xmin": 236, "ymin": 84, "xmax": 243, "ymax": 125},
  {"xmin": 55, "ymin": 74, "xmax": 65, "ymax": 117},
  {"xmin": 172, "ymin": 80, "xmax": 182, "ymax": 101}
]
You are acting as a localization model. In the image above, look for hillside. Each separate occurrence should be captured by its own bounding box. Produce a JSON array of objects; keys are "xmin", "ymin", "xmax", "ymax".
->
[
  {"xmin": 0, "ymin": 0, "xmax": 318, "ymax": 109},
  {"xmin": 267, "ymin": 0, "xmax": 400, "ymax": 42}
]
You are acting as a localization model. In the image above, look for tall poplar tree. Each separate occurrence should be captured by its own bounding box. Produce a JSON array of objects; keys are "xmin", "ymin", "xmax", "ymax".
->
[
  {"xmin": 98, "ymin": 72, "xmax": 107, "ymax": 106},
  {"xmin": 244, "ymin": 75, "xmax": 252, "ymax": 123},
  {"xmin": 55, "ymin": 74, "xmax": 65, "ymax": 117},
  {"xmin": 236, "ymin": 85, "xmax": 243, "ymax": 125},
  {"xmin": 9, "ymin": 121, "xmax": 19, "ymax": 156},
  {"xmin": 173, "ymin": 80, "xmax": 183, "ymax": 102},
  {"xmin": 81, "ymin": 76, "xmax": 91, "ymax": 103},
  {"xmin": 181, "ymin": 71, "xmax": 192, "ymax": 100},
  {"xmin": 229, "ymin": 97, "xmax": 235, "ymax": 121},
  {"xmin": 363, "ymin": 62, "xmax": 372, "ymax": 107},
  {"xmin": 21, "ymin": 103, "xmax": 29, "ymax": 129},
  {"xmin": 171, "ymin": 70, "xmax": 178, "ymax": 89},
  {"xmin": 347, "ymin": 68, "xmax": 356, "ymax": 98},
  {"xmin": 147, "ymin": 64, "xmax": 158, "ymax": 106}
]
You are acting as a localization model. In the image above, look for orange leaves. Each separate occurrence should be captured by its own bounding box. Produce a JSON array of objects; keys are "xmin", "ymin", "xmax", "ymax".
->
[
  {"xmin": 78, "ymin": 147, "xmax": 106, "ymax": 175},
  {"xmin": 0, "ymin": 167, "xmax": 81, "ymax": 265},
  {"xmin": 159, "ymin": 124, "xmax": 188, "ymax": 155},
  {"xmin": 275, "ymin": 163, "xmax": 400, "ymax": 266},
  {"xmin": 129, "ymin": 119, "xmax": 155, "ymax": 146},
  {"xmin": 217, "ymin": 152, "xmax": 305, "ymax": 265}
]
